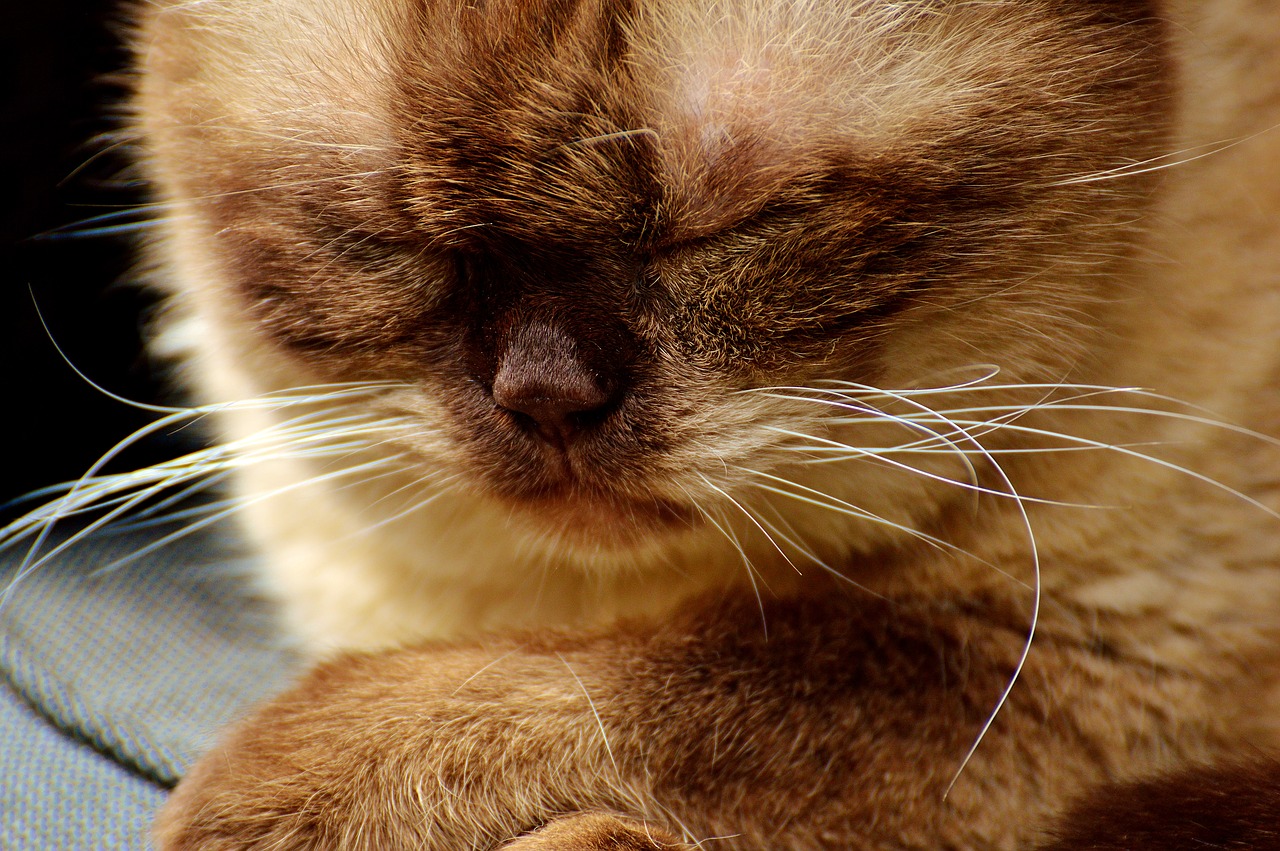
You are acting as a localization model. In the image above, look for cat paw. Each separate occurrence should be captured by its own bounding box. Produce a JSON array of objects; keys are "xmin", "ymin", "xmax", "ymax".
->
[{"xmin": 501, "ymin": 814, "xmax": 692, "ymax": 851}]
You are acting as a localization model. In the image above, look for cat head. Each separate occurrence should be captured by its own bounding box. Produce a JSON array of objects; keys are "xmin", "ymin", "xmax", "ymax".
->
[{"xmin": 136, "ymin": 0, "xmax": 1169, "ymax": 559}]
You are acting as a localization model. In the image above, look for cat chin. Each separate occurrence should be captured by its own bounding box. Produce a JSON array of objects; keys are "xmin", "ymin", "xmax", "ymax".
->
[
  {"xmin": 250, "ymin": 497, "xmax": 754, "ymax": 653},
  {"xmin": 500, "ymin": 491, "xmax": 699, "ymax": 552}
]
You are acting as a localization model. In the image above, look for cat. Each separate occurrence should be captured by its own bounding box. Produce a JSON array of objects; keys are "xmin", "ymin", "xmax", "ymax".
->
[{"xmin": 102, "ymin": 0, "xmax": 1280, "ymax": 847}]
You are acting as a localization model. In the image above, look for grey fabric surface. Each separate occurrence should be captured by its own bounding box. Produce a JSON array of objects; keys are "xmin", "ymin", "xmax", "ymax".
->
[
  {"xmin": 0, "ymin": 516, "xmax": 303, "ymax": 849},
  {"xmin": 0, "ymin": 675, "xmax": 163, "ymax": 850}
]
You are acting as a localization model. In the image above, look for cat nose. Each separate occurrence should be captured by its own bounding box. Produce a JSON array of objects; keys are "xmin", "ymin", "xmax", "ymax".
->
[{"xmin": 490, "ymin": 321, "xmax": 614, "ymax": 448}]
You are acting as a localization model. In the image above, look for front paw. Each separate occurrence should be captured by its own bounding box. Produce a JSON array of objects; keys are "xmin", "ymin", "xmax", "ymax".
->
[
  {"xmin": 150, "ymin": 643, "xmax": 679, "ymax": 850},
  {"xmin": 502, "ymin": 814, "xmax": 692, "ymax": 851}
]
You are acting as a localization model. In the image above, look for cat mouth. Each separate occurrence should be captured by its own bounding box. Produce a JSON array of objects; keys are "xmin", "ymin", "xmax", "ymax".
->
[{"xmin": 463, "ymin": 419, "xmax": 697, "ymax": 546}]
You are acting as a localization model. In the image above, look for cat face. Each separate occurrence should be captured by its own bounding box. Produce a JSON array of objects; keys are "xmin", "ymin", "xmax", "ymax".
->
[{"xmin": 138, "ymin": 0, "xmax": 1169, "ymax": 555}]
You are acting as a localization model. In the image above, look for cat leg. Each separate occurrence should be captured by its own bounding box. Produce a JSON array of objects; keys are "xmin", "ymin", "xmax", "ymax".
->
[{"xmin": 154, "ymin": 588, "xmax": 1226, "ymax": 850}]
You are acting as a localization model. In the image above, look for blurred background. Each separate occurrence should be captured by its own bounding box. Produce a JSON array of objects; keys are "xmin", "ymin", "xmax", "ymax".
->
[{"xmin": 2, "ymin": 2, "xmax": 184, "ymax": 519}]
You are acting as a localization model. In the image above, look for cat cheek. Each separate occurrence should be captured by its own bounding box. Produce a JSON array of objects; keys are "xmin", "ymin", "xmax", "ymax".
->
[{"xmin": 209, "ymin": 234, "xmax": 450, "ymax": 368}]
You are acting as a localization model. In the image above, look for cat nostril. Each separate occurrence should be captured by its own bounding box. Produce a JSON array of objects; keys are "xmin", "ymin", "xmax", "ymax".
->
[
  {"xmin": 492, "ymin": 379, "xmax": 609, "ymax": 442},
  {"xmin": 490, "ymin": 322, "xmax": 614, "ymax": 448}
]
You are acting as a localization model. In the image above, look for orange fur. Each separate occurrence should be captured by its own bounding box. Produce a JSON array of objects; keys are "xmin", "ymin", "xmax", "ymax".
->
[{"xmin": 135, "ymin": 0, "xmax": 1280, "ymax": 847}]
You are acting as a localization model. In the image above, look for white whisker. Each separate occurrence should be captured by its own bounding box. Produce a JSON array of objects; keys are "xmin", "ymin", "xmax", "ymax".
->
[
  {"xmin": 697, "ymin": 473, "xmax": 802, "ymax": 576},
  {"xmin": 556, "ymin": 652, "xmax": 620, "ymax": 776},
  {"xmin": 747, "ymin": 498, "xmax": 887, "ymax": 600},
  {"xmin": 747, "ymin": 372, "xmax": 1260, "ymax": 793},
  {"xmin": 353, "ymin": 473, "xmax": 466, "ymax": 538},
  {"xmin": 97, "ymin": 456, "xmax": 407, "ymax": 575},
  {"xmin": 0, "ymin": 382, "xmax": 417, "ymax": 603},
  {"xmin": 688, "ymin": 500, "xmax": 770, "ymax": 635},
  {"xmin": 759, "ymin": 425, "xmax": 1081, "ymax": 509},
  {"xmin": 737, "ymin": 468, "xmax": 1028, "ymax": 590},
  {"xmin": 770, "ymin": 380, "xmax": 1045, "ymax": 797},
  {"xmin": 1049, "ymin": 123, "xmax": 1280, "ymax": 186}
]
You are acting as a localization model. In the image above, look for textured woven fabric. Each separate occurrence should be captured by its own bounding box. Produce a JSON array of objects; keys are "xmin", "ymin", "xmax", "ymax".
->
[
  {"xmin": 0, "ymin": 517, "xmax": 302, "ymax": 850},
  {"xmin": 0, "ymin": 676, "xmax": 163, "ymax": 850}
]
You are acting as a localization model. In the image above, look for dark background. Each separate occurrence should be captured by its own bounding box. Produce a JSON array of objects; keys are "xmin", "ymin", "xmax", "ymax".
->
[{"xmin": 2, "ymin": 2, "xmax": 183, "ymax": 519}]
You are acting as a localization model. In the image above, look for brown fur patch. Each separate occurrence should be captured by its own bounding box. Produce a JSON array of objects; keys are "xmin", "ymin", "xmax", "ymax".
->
[{"xmin": 1039, "ymin": 760, "xmax": 1280, "ymax": 850}]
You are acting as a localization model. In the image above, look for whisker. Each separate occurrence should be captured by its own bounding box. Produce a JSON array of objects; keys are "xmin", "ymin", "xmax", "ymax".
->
[
  {"xmin": 1049, "ymin": 123, "xmax": 1280, "ymax": 186},
  {"xmin": 688, "ymin": 500, "xmax": 770, "ymax": 636},
  {"xmin": 352, "ymin": 473, "xmax": 467, "ymax": 538},
  {"xmin": 736, "ymin": 468, "xmax": 1028, "ymax": 590},
  {"xmin": 96, "ymin": 455, "xmax": 408, "ymax": 575},
  {"xmin": 754, "ymin": 388, "xmax": 987, "ymax": 486},
  {"xmin": 3, "ymin": 424, "xmax": 404, "ymax": 595},
  {"xmin": 752, "ymin": 376, "xmax": 1197, "ymax": 793},
  {"xmin": 107, "ymin": 471, "xmax": 237, "ymax": 530},
  {"xmin": 753, "ymin": 373, "xmax": 1280, "ymax": 520},
  {"xmin": 30, "ymin": 207, "xmax": 163, "ymax": 241},
  {"xmin": 1, "ymin": 382, "xmax": 414, "ymax": 600},
  {"xmin": 941, "ymin": 445, "xmax": 1040, "ymax": 799},
  {"xmin": 751, "ymin": 378, "xmax": 1060, "ymax": 770},
  {"xmin": 697, "ymin": 473, "xmax": 802, "ymax": 576},
  {"xmin": 938, "ymin": 401, "xmax": 1280, "ymax": 449},
  {"xmin": 759, "ymin": 426, "xmax": 1081, "ymax": 509},
  {"xmin": 890, "ymin": 414, "xmax": 1280, "ymax": 522},
  {"xmin": 746, "ymin": 498, "xmax": 887, "ymax": 600},
  {"xmin": 783, "ymin": 379, "xmax": 1046, "ymax": 796},
  {"xmin": 108, "ymin": 492, "xmax": 243, "ymax": 535},
  {"xmin": 555, "ymin": 652, "xmax": 620, "ymax": 775}
]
